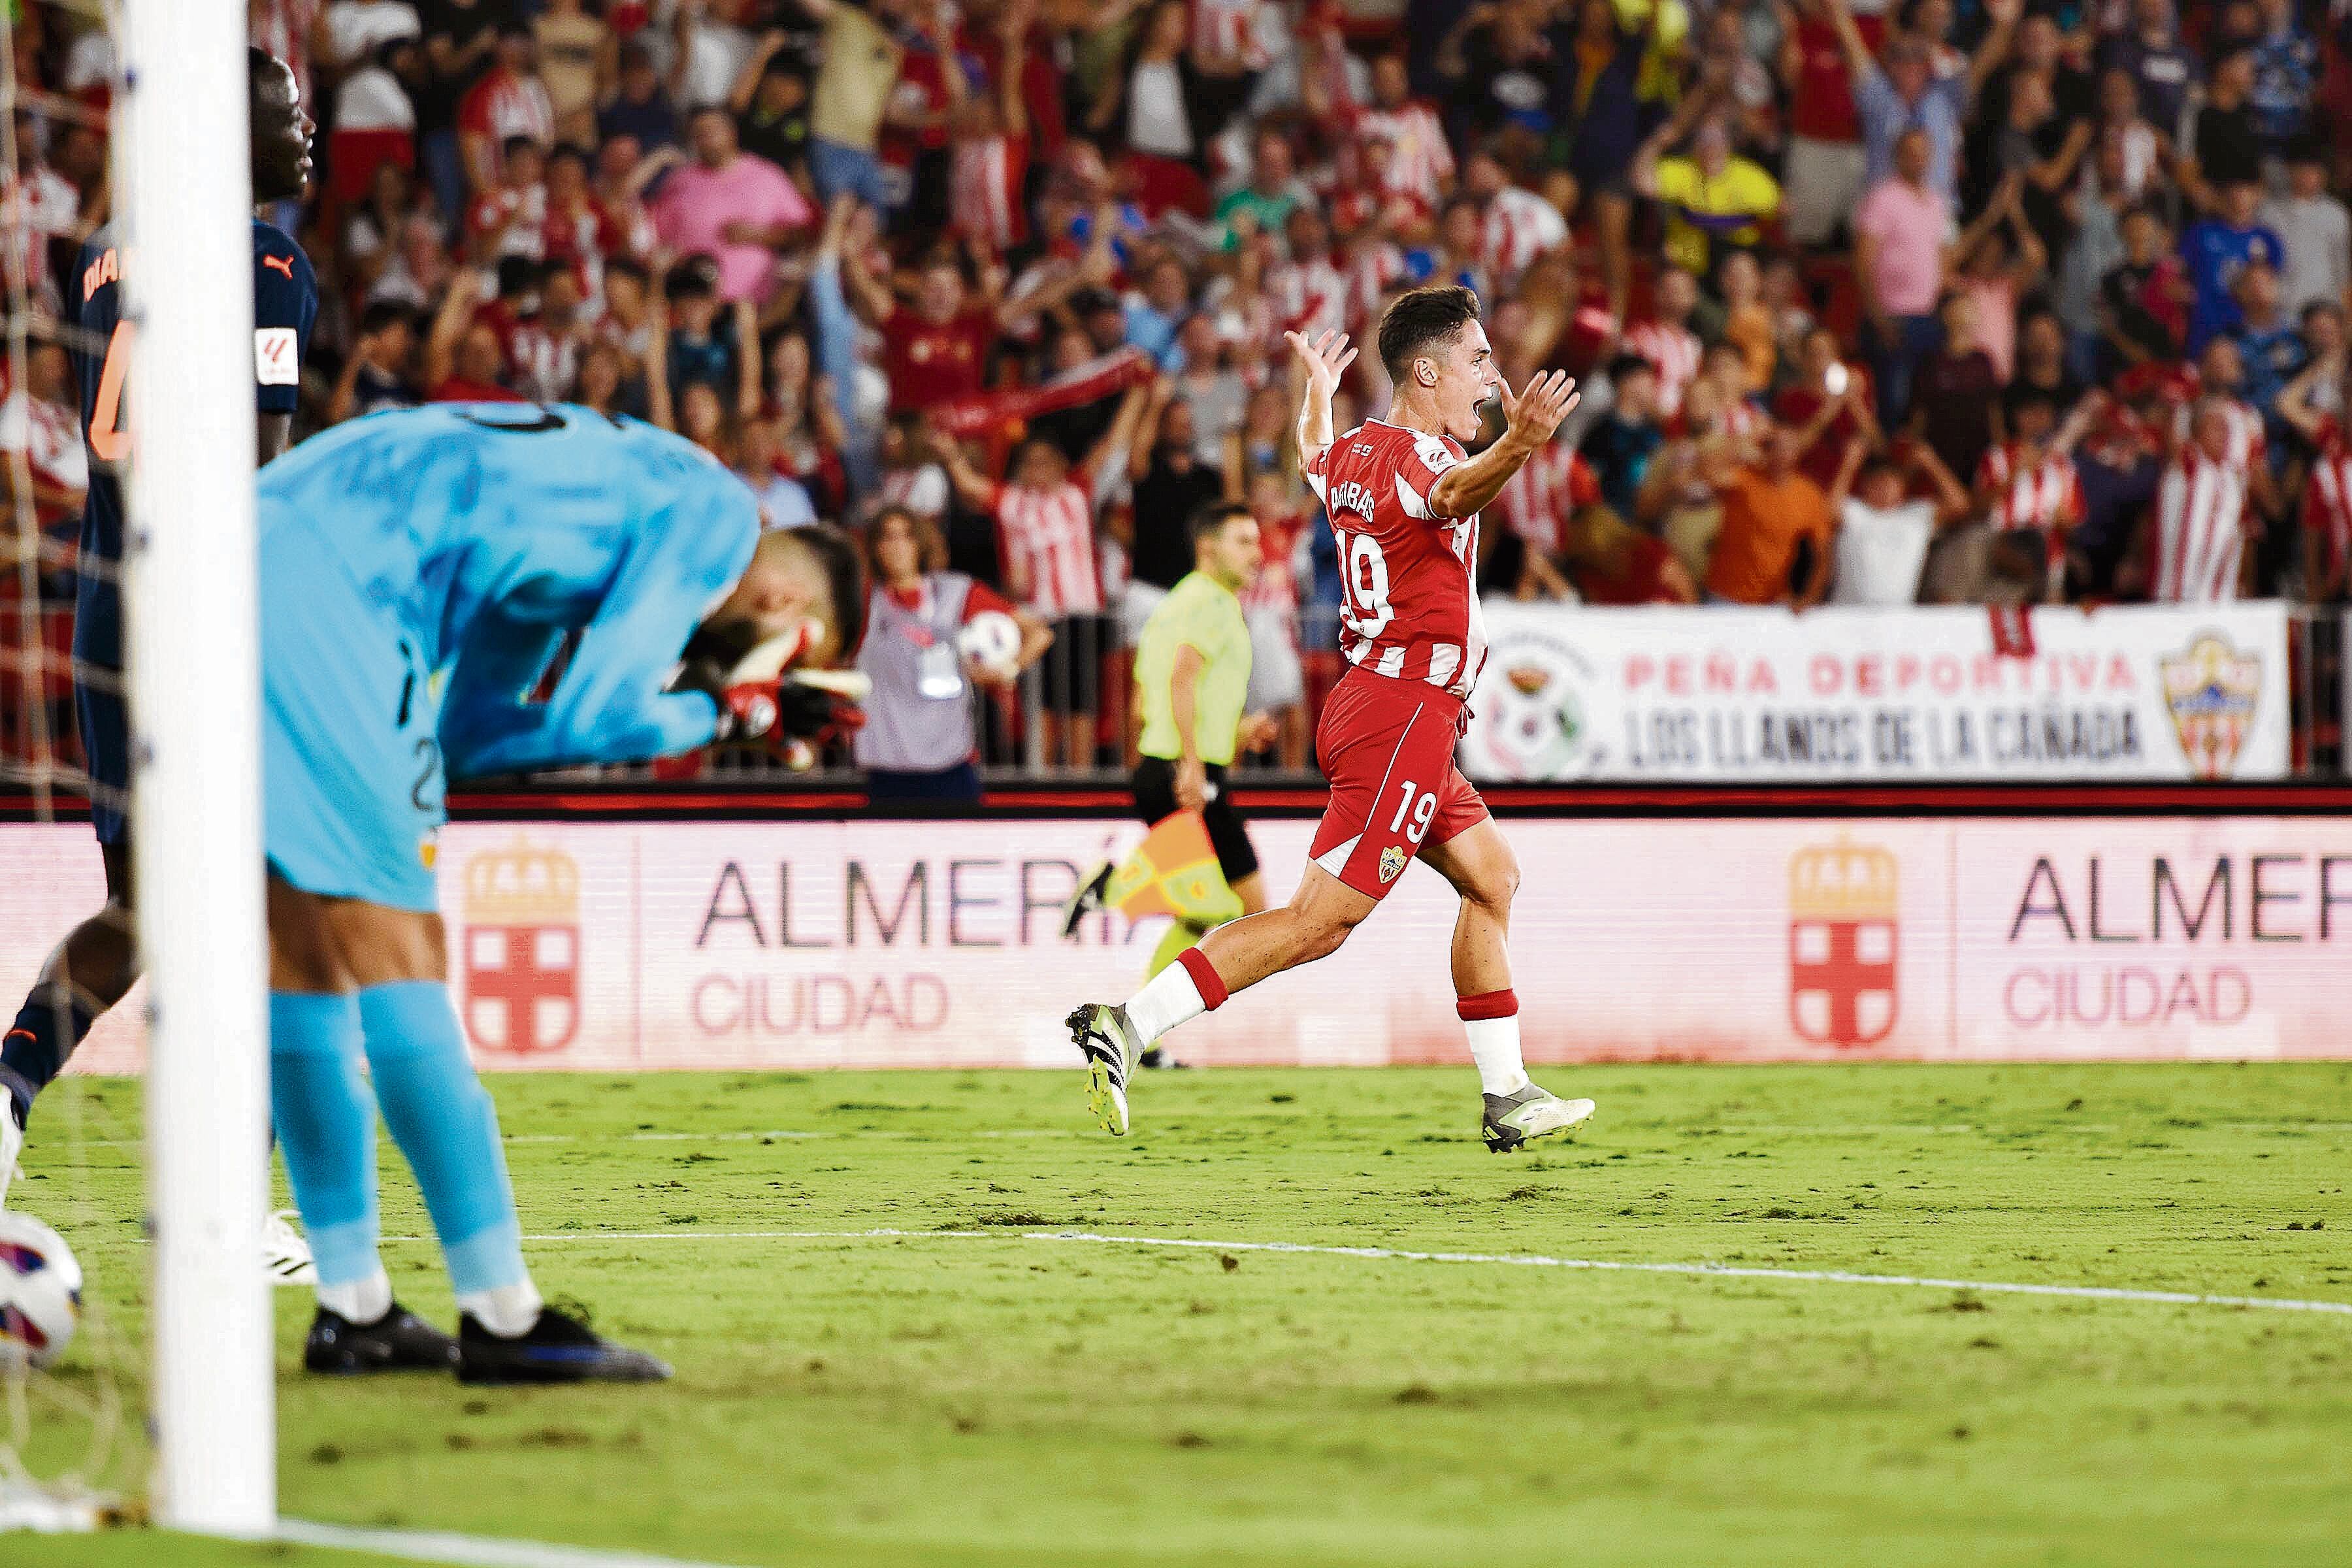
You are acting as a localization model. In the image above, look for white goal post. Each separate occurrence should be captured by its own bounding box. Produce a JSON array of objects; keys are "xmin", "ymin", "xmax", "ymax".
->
[{"xmin": 118, "ymin": 0, "xmax": 276, "ymax": 1537}]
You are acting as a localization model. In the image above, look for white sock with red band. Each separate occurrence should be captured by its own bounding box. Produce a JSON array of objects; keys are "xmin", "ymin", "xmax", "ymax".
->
[
  {"xmin": 1458, "ymin": 988, "xmax": 1528, "ymax": 1096},
  {"xmin": 1126, "ymin": 946, "xmax": 1229, "ymax": 1045}
]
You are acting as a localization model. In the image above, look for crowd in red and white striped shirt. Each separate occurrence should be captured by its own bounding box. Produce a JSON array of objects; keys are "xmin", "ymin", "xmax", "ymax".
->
[
  {"xmin": 2173, "ymin": 397, "xmax": 2266, "ymax": 480},
  {"xmin": 2304, "ymin": 427, "xmax": 2352, "ymax": 586},
  {"xmin": 992, "ymin": 476, "xmax": 1104, "ymax": 618},
  {"xmin": 951, "ymin": 134, "xmax": 1030, "ymax": 256},
  {"xmin": 1241, "ymin": 508, "xmax": 1309, "ymax": 619},
  {"xmin": 2154, "ymin": 444, "xmax": 2253, "ymax": 604},
  {"xmin": 1356, "ymin": 103, "xmax": 1454, "ymax": 210},
  {"xmin": 1492, "ymin": 444, "xmax": 1599, "ymax": 557},
  {"xmin": 1622, "ymin": 319, "xmax": 1702, "ymax": 420},
  {"xmin": 1479, "ymin": 187, "xmax": 1567, "ymax": 289},
  {"xmin": 1192, "ymin": 0, "xmax": 1275, "ymax": 73},
  {"xmin": 1977, "ymin": 440, "xmax": 2083, "ymax": 561},
  {"xmin": 1270, "ymin": 252, "xmax": 1347, "ymax": 340}
]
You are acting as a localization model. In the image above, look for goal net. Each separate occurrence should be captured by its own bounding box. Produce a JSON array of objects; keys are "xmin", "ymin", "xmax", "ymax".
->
[{"xmin": 1, "ymin": 0, "xmax": 274, "ymax": 1539}]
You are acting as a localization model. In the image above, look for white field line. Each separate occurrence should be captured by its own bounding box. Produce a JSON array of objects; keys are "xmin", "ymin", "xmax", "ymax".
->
[
  {"xmin": 277, "ymin": 1517, "xmax": 743, "ymax": 1568},
  {"xmin": 373, "ymin": 1226, "xmax": 2352, "ymax": 1318}
]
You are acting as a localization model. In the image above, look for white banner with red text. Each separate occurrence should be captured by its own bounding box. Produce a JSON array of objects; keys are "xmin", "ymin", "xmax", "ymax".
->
[
  {"xmin": 1461, "ymin": 601, "xmax": 2291, "ymax": 781},
  {"xmin": 8, "ymin": 816, "xmax": 2349, "ymax": 1073}
]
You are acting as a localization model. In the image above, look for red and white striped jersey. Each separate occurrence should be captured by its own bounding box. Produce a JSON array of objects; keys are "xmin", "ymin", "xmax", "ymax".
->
[
  {"xmin": 1356, "ymin": 103, "xmax": 1454, "ymax": 210},
  {"xmin": 2303, "ymin": 424, "xmax": 2352, "ymax": 581},
  {"xmin": 1975, "ymin": 440, "xmax": 2082, "ymax": 559},
  {"xmin": 0, "ymin": 165, "xmax": 81, "ymax": 303},
  {"xmin": 1303, "ymin": 417, "xmax": 1487, "ymax": 698},
  {"xmin": 1241, "ymin": 508, "xmax": 1307, "ymax": 619},
  {"xmin": 1623, "ymin": 319, "xmax": 1702, "ymax": 420},
  {"xmin": 1192, "ymin": 0, "xmax": 1273, "ymax": 71},
  {"xmin": 1480, "ymin": 186, "xmax": 1567, "ymax": 288},
  {"xmin": 468, "ymin": 183, "xmax": 549, "ymax": 261},
  {"xmin": 2171, "ymin": 397, "xmax": 2266, "ymax": 479},
  {"xmin": 951, "ymin": 132, "xmax": 1030, "ymax": 255},
  {"xmin": 1270, "ymin": 255, "xmax": 1347, "ymax": 341},
  {"xmin": 1492, "ymin": 442, "xmax": 1599, "ymax": 555},
  {"xmin": 506, "ymin": 320, "xmax": 581, "ymax": 404},
  {"xmin": 2153, "ymin": 446, "xmax": 2253, "ymax": 603},
  {"xmin": 992, "ymin": 476, "xmax": 1103, "ymax": 617},
  {"xmin": 0, "ymin": 390, "xmax": 88, "ymax": 525},
  {"xmin": 1340, "ymin": 241, "xmax": 1408, "ymax": 335},
  {"xmin": 249, "ymin": 0, "xmax": 321, "ymax": 108}
]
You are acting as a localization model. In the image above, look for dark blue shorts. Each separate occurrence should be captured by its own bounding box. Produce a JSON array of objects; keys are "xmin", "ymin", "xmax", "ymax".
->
[{"xmin": 75, "ymin": 670, "xmax": 129, "ymax": 846}]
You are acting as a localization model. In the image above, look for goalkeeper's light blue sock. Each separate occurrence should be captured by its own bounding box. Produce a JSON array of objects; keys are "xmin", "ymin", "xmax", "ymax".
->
[
  {"xmin": 269, "ymin": 990, "xmax": 383, "ymax": 1290},
  {"xmin": 355, "ymin": 981, "xmax": 533, "ymax": 1309}
]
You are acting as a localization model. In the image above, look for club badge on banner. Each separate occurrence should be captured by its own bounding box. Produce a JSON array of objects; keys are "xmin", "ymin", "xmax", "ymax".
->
[{"xmin": 1462, "ymin": 602, "xmax": 2291, "ymax": 781}]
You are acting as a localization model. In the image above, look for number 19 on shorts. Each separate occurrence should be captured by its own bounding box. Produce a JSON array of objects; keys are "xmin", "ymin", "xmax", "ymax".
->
[{"xmin": 1388, "ymin": 779, "xmax": 1437, "ymax": 843}]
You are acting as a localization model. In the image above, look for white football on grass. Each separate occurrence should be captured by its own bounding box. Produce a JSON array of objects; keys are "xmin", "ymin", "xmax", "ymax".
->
[{"xmin": 0, "ymin": 1211, "xmax": 81, "ymax": 1370}]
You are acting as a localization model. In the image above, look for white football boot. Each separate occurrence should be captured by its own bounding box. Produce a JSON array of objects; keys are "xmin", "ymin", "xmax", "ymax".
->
[
  {"xmin": 1480, "ymin": 1084, "xmax": 1596, "ymax": 1152},
  {"xmin": 1066, "ymin": 1002, "xmax": 1144, "ymax": 1135},
  {"xmin": 263, "ymin": 1209, "xmax": 318, "ymax": 1286}
]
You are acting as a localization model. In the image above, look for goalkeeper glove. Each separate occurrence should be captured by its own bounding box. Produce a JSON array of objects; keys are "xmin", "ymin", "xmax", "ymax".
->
[{"xmin": 712, "ymin": 676, "xmax": 864, "ymax": 746}]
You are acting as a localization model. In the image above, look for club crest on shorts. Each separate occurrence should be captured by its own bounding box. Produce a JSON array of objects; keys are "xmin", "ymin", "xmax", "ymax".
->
[{"xmin": 1378, "ymin": 844, "xmax": 1407, "ymax": 885}]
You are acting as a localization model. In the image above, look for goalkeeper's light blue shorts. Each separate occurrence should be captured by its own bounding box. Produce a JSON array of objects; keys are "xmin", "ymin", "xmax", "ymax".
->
[{"xmin": 260, "ymin": 521, "xmax": 445, "ymax": 915}]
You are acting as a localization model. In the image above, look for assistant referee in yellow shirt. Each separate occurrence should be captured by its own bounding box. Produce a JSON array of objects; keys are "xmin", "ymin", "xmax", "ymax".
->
[{"xmin": 1132, "ymin": 501, "xmax": 1274, "ymax": 915}]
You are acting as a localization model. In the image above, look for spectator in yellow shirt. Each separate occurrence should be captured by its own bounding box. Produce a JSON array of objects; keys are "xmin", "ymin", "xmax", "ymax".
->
[{"xmin": 1633, "ymin": 103, "xmax": 1781, "ymax": 279}]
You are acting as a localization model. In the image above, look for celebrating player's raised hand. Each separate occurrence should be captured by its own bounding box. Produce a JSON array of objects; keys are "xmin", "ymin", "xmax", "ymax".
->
[
  {"xmin": 1286, "ymin": 328, "xmax": 1356, "ymax": 398},
  {"xmin": 1495, "ymin": 370, "xmax": 1580, "ymax": 451}
]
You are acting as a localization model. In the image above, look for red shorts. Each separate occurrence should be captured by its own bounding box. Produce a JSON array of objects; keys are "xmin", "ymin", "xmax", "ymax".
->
[{"xmin": 1307, "ymin": 666, "xmax": 1490, "ymax": 900}]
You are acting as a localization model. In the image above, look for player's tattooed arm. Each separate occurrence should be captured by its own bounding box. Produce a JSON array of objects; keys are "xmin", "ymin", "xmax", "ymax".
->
[
  {"xmin": 1285, "ymin": 327, "xmax": 1356, "ymax": 471},
  {"xmin": 1426, "ymin": 370, "xmax": 1579, "ymax": 520}
]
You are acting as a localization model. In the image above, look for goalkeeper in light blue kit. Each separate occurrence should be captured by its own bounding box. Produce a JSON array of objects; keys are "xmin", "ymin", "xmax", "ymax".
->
[{"xmin": 259, "ymin": 403, "xmax": 864, "ymax": 1382}]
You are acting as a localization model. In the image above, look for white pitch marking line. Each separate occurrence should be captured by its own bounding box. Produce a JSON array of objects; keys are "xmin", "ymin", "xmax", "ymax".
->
[
  {"xmin": 406, "ymin": 1226, "xmax": 2352, "ymax": 1318},
  {"xmin": 278, "ymin": 1517, "xmax": 743, "ymax": 1568}
]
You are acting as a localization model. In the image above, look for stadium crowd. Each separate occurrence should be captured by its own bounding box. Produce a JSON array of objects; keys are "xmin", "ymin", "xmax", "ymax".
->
[{"xmin": 8, "ymin": 0, "xmax": 2352, "ymax": 776}]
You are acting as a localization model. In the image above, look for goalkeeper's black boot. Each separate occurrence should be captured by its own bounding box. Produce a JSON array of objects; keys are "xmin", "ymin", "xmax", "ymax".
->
[
  {"xmin": 457, "ymin": 1303, "xmax": 672, "ymax": 1385},
  {"xmin": 304, "ymin": 1303, "xmax": 460, "ymax": 1375}
]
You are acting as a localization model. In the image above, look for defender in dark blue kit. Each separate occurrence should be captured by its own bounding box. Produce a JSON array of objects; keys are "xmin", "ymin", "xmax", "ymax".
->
[{"xmin": 1, "ymin": 49, "xmax": 316, "ymax": 1188}]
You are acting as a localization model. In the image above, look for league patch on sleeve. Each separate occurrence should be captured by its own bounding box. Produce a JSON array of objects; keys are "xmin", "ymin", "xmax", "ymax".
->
[{"xmin": 255, "ymin": 327, "xmax": 300, "ymax": 387}]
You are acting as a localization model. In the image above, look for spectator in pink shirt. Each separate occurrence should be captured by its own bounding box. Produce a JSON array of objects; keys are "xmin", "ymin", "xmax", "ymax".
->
[
  {"xmin": 649, "ymin": 106, "xmax": 813, "ymax": 305},
  {"xmin": 1855, "ymin": 126, "xmax": 1953, "ymax": 425}
]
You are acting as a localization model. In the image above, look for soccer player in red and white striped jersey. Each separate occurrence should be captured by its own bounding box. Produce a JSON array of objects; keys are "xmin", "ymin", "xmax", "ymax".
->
[
  {"xmin": 2152, "ymin": 400, "xmax": 2259, "ymax": 603},
  {"xmin": 1068, "ymin": 291, "xmax": 1597, "ymax": 1156}
]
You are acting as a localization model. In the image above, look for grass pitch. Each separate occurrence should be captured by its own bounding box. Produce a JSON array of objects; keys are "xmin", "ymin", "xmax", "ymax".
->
[{"xmin": 18, "ymin": 1062, "xmax": 2352, "ymax": 1568}]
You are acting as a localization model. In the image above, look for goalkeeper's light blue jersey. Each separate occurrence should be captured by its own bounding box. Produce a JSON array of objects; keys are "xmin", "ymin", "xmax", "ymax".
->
[{"xmin": 257, "ymin": 402, "xmax": 759, "ymax": 779}]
